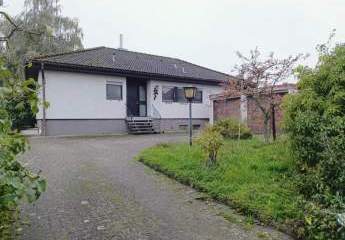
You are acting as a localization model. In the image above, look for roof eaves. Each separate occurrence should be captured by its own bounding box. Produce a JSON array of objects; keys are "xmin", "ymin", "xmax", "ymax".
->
[
  {"xmin": 33, "ymin": 60, "xmax": 223, "ymax": 85},
  {"xmin": 31, "ymin": 47, "xmax": 106, "ymax": 61}
]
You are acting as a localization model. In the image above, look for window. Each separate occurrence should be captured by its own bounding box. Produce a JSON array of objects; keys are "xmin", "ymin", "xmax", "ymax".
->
[
  {"xmin": 193, "ymin": 124, "xmax": 201, "ymax": 130},
  {"xmin": 193, "ymin": 89, "xmax": 203, "ymax": 103},
  {"xmin": 162, "ymin": 86, "xmax": 203, "ymax": 103},
  {"xmin": 106, "ymin": 82, "xmax": 122, "ymax": 100},
  {"xmin": 179, "ymin": 124, "xmax": 188, "ymax": 131},
  {"xmin": 176, "ymin": 88, "xmax": 187, "ymax": 103},
  {"xmin": 162, "ymin": 86, "xmax": 175, "ymax": 102}
]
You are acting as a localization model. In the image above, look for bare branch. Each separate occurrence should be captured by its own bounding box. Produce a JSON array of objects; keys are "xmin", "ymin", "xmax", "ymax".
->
[
  {"xmin": 0, "ymin": 10, "xmax": 42, "ymax": 44},
  {"xmin": 224, "ymin": 48, "xmax": 307, "ymax": 142}
]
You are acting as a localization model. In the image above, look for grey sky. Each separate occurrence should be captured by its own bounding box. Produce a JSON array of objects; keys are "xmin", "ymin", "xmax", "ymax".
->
[{"xmin": 3, "ymin": 0, "xmax": 345, "ymax": 74}]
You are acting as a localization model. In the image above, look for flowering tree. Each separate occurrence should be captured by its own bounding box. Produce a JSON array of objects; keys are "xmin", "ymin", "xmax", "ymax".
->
[{"xmin": 224, "ymin": 48, "xmax": 306, "ymax": 142}]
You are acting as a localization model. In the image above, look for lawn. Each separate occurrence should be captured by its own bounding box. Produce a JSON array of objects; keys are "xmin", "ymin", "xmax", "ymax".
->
[{"xmin": 138, "ymin": 137, "xmax": 301, "ymax": 229}]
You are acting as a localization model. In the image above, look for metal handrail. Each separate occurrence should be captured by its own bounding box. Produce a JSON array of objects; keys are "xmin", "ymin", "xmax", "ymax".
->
[
  {"xmin": 151, "ymin": 104, "xmax": 161, "ymax": 133},
  {"xmin": 151, "ymin": 104, "xmax": 161, "ymax": 119}
]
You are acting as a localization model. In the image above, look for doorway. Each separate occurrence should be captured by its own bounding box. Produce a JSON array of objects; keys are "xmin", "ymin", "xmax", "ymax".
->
[{"xmin": 126, "ymin": 79, "xmax": 147, "ymax": 117}]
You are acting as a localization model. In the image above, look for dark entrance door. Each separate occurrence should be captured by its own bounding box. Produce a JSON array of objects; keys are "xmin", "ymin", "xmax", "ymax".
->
[{"xmin": 126, "ymin": 79, "xmax": 147, "ymax": 117}]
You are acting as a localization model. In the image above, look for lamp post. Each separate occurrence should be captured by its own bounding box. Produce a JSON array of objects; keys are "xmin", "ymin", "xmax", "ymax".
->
[{"xmin": 184, "ymin": 86, "xmax": 197, "ymax": 146}]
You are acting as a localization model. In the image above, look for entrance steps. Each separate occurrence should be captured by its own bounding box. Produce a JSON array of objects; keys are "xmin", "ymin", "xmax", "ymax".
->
[{"xmin": 126, "ymin": 117, "xmax": 161, "ymax": 134}]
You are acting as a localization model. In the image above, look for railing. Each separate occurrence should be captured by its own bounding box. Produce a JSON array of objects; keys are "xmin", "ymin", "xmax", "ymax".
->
[
  {"xmin": 151, "ymin": 104, "xmax": 161, "ymax": 133},
  {"xmin": 151, "ymin": 104, "xmax": 161, "ymax": 119}
]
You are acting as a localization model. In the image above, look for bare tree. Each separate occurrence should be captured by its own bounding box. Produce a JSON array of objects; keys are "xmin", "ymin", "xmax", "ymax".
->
[
  {"xmin": 0, "ymin": 11, "xmax": 41, "ymax": 47},
  {"xmin": 224, "ymin": 48, "xmax": 306, "ymax": 142}
]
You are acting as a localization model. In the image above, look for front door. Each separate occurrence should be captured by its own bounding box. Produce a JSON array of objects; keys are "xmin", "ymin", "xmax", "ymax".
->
[{"xmin": 127, "ymin": 79, "xmax": 147, "ymax": 117}]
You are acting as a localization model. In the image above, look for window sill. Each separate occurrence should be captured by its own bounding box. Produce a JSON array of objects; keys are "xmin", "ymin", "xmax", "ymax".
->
[{"xmin": 162, "ymin": 101, "xmax": 203, "ymax": 104}]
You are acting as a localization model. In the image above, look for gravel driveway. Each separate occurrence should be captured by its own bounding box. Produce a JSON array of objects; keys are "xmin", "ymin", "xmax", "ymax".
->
[{"xmin": 19, "ymin": 134, "xmax": 292, "ymax": 240}]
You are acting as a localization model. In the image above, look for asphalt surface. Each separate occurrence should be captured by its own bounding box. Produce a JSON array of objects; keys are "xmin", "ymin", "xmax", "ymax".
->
[{"xmin": 19, "ymin": 134, "xmax": 292, "ymax": 240}]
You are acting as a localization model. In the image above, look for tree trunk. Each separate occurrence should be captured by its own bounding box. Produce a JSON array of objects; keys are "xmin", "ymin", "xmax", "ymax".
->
[
  {"xmin": 263, "ymin": 115, "xmax": 270, "ymax": 143},
  {"xmin": 271, "ymin": 105, "xmax": 276, "ymax": 141}
]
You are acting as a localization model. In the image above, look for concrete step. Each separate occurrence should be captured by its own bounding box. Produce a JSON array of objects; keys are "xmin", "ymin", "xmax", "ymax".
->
[{"xmin": 126, "ymin": 117, "xmax": 159, "ymax": 134}]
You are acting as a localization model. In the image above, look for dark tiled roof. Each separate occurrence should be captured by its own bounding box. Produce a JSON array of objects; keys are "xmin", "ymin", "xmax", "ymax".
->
[{"xmin": 33, "ymin": 47, "xmax": 231, "ymax": 83}]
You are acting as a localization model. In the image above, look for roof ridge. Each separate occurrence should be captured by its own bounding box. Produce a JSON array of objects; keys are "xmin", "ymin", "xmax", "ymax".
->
[
  {"xmin": 104, "ymin": 47, "xmax": 182, "ymax": 61},
  {"xmin": 175, "ymin": 58, "xmax": 233, "ymax": 78},
  {"xmin": 105, "ymin": 47, "xmax": 234, "ymax": 78},
  {"xmin": 32, "ymin": 46, "xmax": 106, "ymax": 61}
]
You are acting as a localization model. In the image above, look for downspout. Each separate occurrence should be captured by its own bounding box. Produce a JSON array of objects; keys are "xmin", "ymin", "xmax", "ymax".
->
[
  {"xmin": 41, "ymin": 62, "xmax": 47, "ymax": 136},
  {"xmin": 209, "ymin": 97, "xmax": 215, "ymax": 125}
]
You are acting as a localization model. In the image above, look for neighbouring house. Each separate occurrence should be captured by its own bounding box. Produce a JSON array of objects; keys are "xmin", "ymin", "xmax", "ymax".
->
[
  {"xmin": 210, "ymin": 83, "xmax": 297, "ymax": 134},
  {"xmin": 26, "ymin": 47, "xmax": 232, "ymax": 136}
]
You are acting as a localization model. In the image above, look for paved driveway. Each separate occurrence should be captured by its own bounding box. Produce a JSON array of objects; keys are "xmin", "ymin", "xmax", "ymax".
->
[{"xmin": 19, "ymin": 134, "xmax": 292, "ymax": 240}]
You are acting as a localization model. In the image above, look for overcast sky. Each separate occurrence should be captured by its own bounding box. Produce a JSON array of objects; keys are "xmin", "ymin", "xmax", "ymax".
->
[{"xmin": 3, "ymin": 0, "xmax": 345, "ymax": 74}]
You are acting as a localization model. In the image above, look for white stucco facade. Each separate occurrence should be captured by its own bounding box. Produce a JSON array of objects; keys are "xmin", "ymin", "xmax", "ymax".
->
[
  {"xmin": 147, "ymin": 80, "xmax": 222, "ymax": 119},
  {"xmin": 37, "ymin": 71, "xmax": 127, "ymax": 119},
  {"xmin": 38, "ymin": 71, "xmax": 222, "ymax": 120},
  {"xmin": 37, "ymin": 70, "xmax": 223, "ymax": 135}
]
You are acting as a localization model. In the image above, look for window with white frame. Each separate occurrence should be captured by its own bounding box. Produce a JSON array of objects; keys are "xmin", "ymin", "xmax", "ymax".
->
[
  {"xmin": 194, "ymin": 89, "xmax": 203, "ymax": 103},
  {"xmin": 162, "ymin": 86, "xmax": 175, "ymax": 102},
  {"xmin": 106, "ymin": 82, "xmax": 122, "ymax": 100},
  {"xmin": 162, "ymin": 86, "xmax": 203, "ymax": 103},
  {"xmin": 176, "ymin": 88, "xmax": 187, "ymax": 103}
]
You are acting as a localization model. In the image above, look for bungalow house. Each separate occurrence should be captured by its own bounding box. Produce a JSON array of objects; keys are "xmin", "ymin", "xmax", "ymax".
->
[{"xmin": 26, "ymin": 47, "xmax": 232, "ymax": 136}]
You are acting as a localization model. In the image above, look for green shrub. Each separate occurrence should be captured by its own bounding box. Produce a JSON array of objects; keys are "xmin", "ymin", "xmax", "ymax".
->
[
  {"xmin": 1, "ymin": 72, "xmax": 41, "ymax": 130},
  {"xmin": 0, "ymin": 60, "xmax": 46, "ymax": 238},
  {"xmin": 298, "ymin": 194, "xmax": 345, "ymax": 240},
  {"xmin": 283, "ymin": 44, "xmax": 345, "ymax": 239},
  {"xmin": 284, "ymin": 45, "xmax": 345, "ymax": 196},
  {"xmin": 213, "ymin": 118, "xmax": 252, "ymax": 139},
  {"xmin": 196, "ymin": 126, "xmax": 224, "ymax": 167}
]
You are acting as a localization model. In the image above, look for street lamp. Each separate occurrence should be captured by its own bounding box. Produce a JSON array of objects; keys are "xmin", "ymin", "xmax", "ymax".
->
[{"xmin": 184, "ymin": 86, "xmax": 197, "ymax": 146}]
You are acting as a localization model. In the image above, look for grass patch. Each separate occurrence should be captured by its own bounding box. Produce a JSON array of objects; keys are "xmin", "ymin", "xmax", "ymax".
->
[
  {"xmin": 0, "ymin": 208, "xmax": 19, "ymax": 239},
  {"xmin": 138, "ymin": 137, "xmax": 301, "ymax": 231}
]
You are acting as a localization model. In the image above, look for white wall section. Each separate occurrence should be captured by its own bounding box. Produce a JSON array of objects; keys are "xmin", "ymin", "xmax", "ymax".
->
[
  {"xmin": 147, "ymin": 80, "xmax": 222, "ymax": 119},
  {"xmin": 37, "ymin": 71, "xmax": 222, "ymax": 121},
  {"xmin": 37, "ymin": 71, "xmax": 127, "ymax": 119}
]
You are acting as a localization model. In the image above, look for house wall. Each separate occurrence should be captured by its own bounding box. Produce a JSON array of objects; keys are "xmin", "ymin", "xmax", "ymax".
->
[
  {"xmin": 38, "ymin": 70, "xmax": 127, "ymax": 119},
  {"xmin": 37, "ymin": 70, "xmax": 127, "ymax": 135},
  {"xmin": 147, "ymin": 80, "xmax": 222, "ymax": 132},
  {"xmin": 147, "ymin": 80, "xmax": 222, "ymax": 118},
  {"xmin": 37, "ymin": 119, "xmax": 127, "ymax": 136},
  {"xmin": 37, "ymin": 70, "xmax": 223, "ymax": 135}
]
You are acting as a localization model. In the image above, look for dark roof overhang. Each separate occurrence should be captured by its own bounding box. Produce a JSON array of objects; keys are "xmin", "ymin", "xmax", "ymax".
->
[{"xmin": 31, "ymin": 60, "xmax": 225, "ymax": 86}]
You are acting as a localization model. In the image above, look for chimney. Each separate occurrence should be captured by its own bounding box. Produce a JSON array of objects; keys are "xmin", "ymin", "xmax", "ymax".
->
[{"xmin": 119, "ymin": 34, "xmax": 125, "ymax": 50}]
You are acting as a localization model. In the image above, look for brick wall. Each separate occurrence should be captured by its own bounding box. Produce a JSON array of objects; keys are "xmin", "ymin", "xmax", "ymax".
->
[
  {"xmin": 214, "ymin": 97, "xmax": 241, "ymax": 122},
  {"xmin": 213, "ymin": 93, "xmax": 286, "ymax": 134}
]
